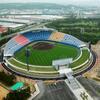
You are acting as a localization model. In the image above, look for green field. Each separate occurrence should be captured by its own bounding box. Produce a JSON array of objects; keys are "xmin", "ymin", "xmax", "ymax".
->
[
  {"xmin": 7, "ymin": 41, "xmax": 91, "ymax": 74},
  {"xmin": 8, "ymin": 47, "xmax": 90, "ymax": 73},
  {"xmin": 7, "ymin": 40, "xmax": 91, "ymax": 74},
  {"xmin": 14, "ymin": 41, "xmax": 80, "ymax": 66},
  {"xmin": 71, "ymin": 49, "xmax": 90, "ymax": 69}
]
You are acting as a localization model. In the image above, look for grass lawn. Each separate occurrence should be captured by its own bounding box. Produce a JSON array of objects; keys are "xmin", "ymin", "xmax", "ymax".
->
[
  {"xmin": 9, "ymin": 58, "xmax": 56, "ymax": 72},
  {"xmin": 8, "ymin": 48, "xmax": 90, "ymax": 73},
  {"xmin": 70, "ymin": 48, "xmax": 90, "ymax": 68},
  {"xmin": 14, "ymin": 41, "xmax": 79, "ymax": 66}
]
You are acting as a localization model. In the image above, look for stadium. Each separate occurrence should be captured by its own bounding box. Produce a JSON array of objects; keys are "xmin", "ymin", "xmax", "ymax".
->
[{"xmin": 3, "ymin": 28, "xmax": 94, "ymax": 79}]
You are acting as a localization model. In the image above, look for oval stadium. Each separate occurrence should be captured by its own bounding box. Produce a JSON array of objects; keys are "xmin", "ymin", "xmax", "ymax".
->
[{"xmin": 3, "ymin": 28, "xmax": 94, "ymax": 79}]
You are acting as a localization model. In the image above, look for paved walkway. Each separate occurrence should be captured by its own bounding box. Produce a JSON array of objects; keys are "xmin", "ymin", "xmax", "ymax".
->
[
  {"xmin": 33, "ymin": 81, "xmax": 45, "ymax": 100},
  {"xmin": 84, "ymin": 42, "xmax": 100, "ymax": 80}
]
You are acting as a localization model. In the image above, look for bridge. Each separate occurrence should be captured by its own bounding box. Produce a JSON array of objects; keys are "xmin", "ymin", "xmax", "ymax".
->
[{"xmin": 53, "ymin": 58, "xmax": 93, "ymax": 100}]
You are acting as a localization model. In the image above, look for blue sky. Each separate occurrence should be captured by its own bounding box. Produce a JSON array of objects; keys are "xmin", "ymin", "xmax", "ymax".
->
[{"xmin": 0, "ymin": 0, "xmax": 100, "ymax": 6}]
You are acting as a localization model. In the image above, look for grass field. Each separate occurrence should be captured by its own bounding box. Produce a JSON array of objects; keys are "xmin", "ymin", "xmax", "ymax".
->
[
  {"xmin": 14, "ymin": 41, "xmax": 80, "ymax": 66},
  {"xmin": 7, "ymin": 41, "xmax": 91, "ymax": 74},
  {"xmin": 71, "ymin": 48, "xmax": 90, "ymax": 68},
  {"xmin": 8, "ymin": 48, "xmax": 90, "ymax": 73},
  {"xmin": 9, "ymin": 58, "xmax": 57, "ymax": 72}
]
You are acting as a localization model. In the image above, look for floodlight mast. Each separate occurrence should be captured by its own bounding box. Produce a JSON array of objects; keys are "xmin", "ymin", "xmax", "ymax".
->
[
  {"xmin": 25, "ymin": 48, "xmax": 30, "ymax": 71},
  {"xmin": 0, "ymin": 48, "xmax": 4, "ymax": 62}
]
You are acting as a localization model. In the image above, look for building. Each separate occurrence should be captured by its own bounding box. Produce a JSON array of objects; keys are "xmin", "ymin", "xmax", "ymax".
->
[{"xmin": 0, "ymin": 26, "xmax": 8, "ymax": 34}]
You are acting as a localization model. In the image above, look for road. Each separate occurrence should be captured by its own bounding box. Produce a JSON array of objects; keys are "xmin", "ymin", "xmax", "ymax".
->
[
  {"xmin": 77, "ymin": 77, "xmax": 100, "ymax": 100},
  {"xmin": 36, "ymin": 81, "xmax": 76, "ymax": 100},
  {"xmin": 34, "ymin": 77, "xmax": 100, "ymax": 100},
  {"xmin": 33, "ymin": 81, "xmax": 45, "ymax": 100}
]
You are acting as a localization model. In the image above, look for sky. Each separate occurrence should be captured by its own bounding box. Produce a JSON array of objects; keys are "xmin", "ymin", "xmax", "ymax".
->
[{"xmin": 0, "ymin": 0, "xmax": 100, "ymax": 6}]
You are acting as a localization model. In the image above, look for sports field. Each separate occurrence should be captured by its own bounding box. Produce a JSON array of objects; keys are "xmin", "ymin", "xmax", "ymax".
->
[
  {"xmin": 7, "ymin": 40, "xmax": 91, "ymax": 74},
  {"xmin": 9, "ymin": 47, "xmax": 90, "ymax": 72},
  {"xmin": 14, "ymin": 41, "xmax": 80, "ymax": 66}
]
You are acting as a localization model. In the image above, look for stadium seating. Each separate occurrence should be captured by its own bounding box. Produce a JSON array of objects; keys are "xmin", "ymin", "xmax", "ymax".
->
[
  {"xmin": 4, "ymin": 30, "xmax": 86, "ymax": 56},
  {"xmin": 61, "ymin": 34, "xmax": 86, "ymax": 47},
  {"xmin": 14, "ymin": 35, "xmax": 30, "ymax": 45},
  {"xmin": 4, "ymin": 39, "xmax": 22, "ymax": 56},
  {"xmin": 23, "ymin": 30, "xmax": 52, "ymax": 41},
  {"xmin": 4, "ymin": 30, "xmax": 52, "ymax": 56},
  {"xmin": 49, "ymin": 32, "xmax": 65, "ymax": 41}
]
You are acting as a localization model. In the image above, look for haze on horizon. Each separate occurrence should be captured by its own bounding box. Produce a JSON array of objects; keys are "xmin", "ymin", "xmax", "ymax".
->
[{"xmin": 0, "ymin": 0, "xmax": 100, "ymax": 6}]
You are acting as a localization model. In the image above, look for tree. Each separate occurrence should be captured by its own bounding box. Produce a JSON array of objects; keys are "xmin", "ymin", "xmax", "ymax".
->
[{"xmin": 5, "ymin": 87, "xmax": 31, "ymax": 100}]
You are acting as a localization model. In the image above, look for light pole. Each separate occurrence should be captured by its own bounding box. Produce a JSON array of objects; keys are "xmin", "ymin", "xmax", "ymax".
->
[
  {"xmin": 25, "ymin": 48, "xmax": 30, "ymax": 71},
  {"xmin": 80, "ymin": 27, "xmax": 85, "ymax": 40}
]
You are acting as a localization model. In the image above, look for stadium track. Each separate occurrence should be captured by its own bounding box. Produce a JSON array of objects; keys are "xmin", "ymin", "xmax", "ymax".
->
[{"xmin": 1, "ymin": 50, "xmax": 96, "ymax": 80}]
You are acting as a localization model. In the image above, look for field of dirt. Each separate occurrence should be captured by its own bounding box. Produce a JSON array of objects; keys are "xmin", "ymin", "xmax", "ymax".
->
[
  {"xmin": 0, "ymin": 85, "xmax": 9, "ymax": 100},
  {"xmin": 33, "ymin": 42, "xmax": 54, "ymax": 50}
]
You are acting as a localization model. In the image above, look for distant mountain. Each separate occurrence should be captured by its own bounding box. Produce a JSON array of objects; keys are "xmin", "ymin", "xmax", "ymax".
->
[
  {"xmin": 0, "ymin": 3, "xmax": 67, "ymax": 10},
  {"xmin": 0, "ymin": 3, "xmax": 98, "ymax": 11}
]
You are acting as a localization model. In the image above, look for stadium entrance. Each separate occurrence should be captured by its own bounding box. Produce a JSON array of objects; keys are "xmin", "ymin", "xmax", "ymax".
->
[{"xmin": 53, "ymin": 58, "xmax": 93, "ymax": 100}]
